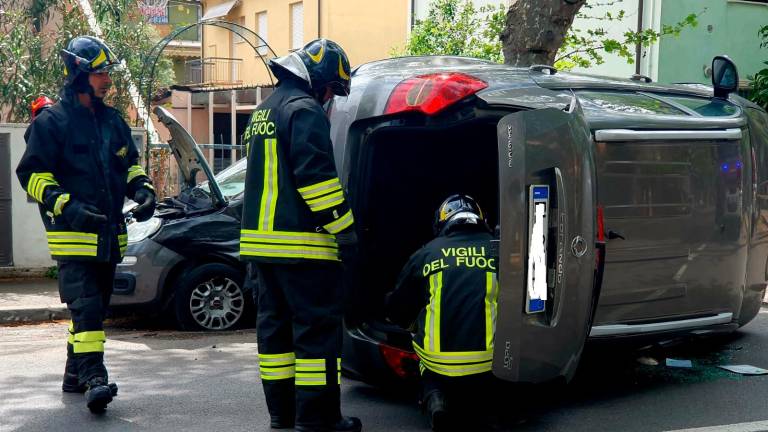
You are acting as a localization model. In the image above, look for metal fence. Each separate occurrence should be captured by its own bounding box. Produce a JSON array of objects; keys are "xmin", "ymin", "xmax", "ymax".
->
[{"xmin": 183, "ymin": 57, "xmax": 243, "ymax": 86}]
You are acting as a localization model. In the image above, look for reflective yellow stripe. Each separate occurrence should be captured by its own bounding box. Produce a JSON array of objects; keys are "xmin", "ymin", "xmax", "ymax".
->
[
  {"xmin": 47, "ymin": 232, "xmax": 98, "ymax": 240},
  {"xmin": 67, "ymin": 320, "xmax": 74, "ymax": 344},
  {"xmin": 295, "ymin": 374, "xmax": 327, "ymax": 386},
  {"xmin": 295, "ymin": 358, "xmax": 327, "ymax": 386},
  {"xmin": 297, "ymin": 178, "xmax": 342, "ymax": 199},
  {"xmin": 118, "ymin": 235, "xmax": 128, "ymax": 246},
  {"xmin": 72, "ymin": 330, "xmax": 105, "ymax": 354},
  {"xmin": 49, "ymin": 244, "xmax": 98, "ymax": 251},
  {"xmin": 323, "ymin": 210, "xmax": 355, "ymax": 234},
  {"xmin": 258, "ymin": 138, "xmax": 278, "ymax": 231},
  {"xmin": 305, "ymin": 190, "xmax": 346, "ymax": 212},
  {"xmin": 419, "ymin": 357, "xmax": 492, "ymax": 377},
  {"xmin": 48, "ymin": 238, "xmax": 98, "ymax": 246},
  {"xmin": 485, "ymin": 272, "xmax": 498, "ymax": 350},
  {"xmin": 337, "ymin": 358, "xmax": 342, "ymax": 384},
  {"xmin": 424, "ymin": 272, "xmax": 443, "ymax": 352},
  {"xmin": 261, "ymin": 366, "xmax": 296, "ymax": 380},
  {"xmin": 296, "ymin": 359, "xmax": 325, "ymax": 367},
  {"xmin": 73, "ymin": 341, "xmax": 104, "ymax": 354},
  {"xmin": 143, "ymin": 183, "xmax": 155, "ymax": 192},
  {"xmin": 240, "ymin": 230, "xmax": 339, "ymax": 261},
  {"xmin": 259, "ymin": 352, "xmax": 296, "ymax": 366},
  {"xmin": 127, "ymin": 165, "xmax": 148, "ymax": 183},
  {"xmin": 240, "ymin": 246, "xmax": 339, "ymax": 261},
  {"xmin": 259, "ymin": 352, "xmax": 296, "ymax": 380},
  {"xmin": 27, "ymin": 172, "xmax": 59, "ymax": 203},
  {"xmin": 53, "ymin": 193, "xmax": 71, "ymax": 217},
  {"xmin": 241, "ymin": 230, "xmax": 337, "ymax": 246},
  {"xmin": 91, "ymin": 49, "xmax": 107, "ymax": 68},
  {"xmin": 74, "ymin": 331, "xmax": 106, "ymax": 342},
  {"xmin": 412, "ymin": 343, "xmax": 493, "ymax": 364}
]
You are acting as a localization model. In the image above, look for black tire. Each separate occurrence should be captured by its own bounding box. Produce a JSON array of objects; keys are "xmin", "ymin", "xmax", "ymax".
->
[{"xmin": 173, "ymin": 263, "xmax": 251, "ymax": 331}]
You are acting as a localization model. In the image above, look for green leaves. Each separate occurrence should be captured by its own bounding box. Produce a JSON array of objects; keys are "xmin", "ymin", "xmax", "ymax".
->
[
  {"xmin": 556, "ymin": 6, "xmax": 701, "ymax": 71},
  {"xmin": 395, "ymin": 0, "xmax": 701, "ymax": 72},
  {"xmin": 749, "ymin": 28, "xmax": 768, "ymax": 109},
  {"xmin": 395, "ymin": 0, "xmax": 505, "ymax": 63},
  {"xmin": 0, "ymin": 0, "xmax": 173, "ymax": 123}
]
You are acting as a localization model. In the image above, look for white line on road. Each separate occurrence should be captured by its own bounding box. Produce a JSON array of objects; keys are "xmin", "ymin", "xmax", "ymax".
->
[
  {"xmin": 664, "ymin": 420, "xmax": 768, "ymax": 432},
  {"xmin": 697, "ymin": 243, "xmax": 708, "ymax": 252}
]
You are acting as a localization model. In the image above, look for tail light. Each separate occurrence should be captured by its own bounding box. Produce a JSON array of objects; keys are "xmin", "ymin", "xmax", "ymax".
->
[
  {"xmin": 379, "ymin": 344, "xmax": 419, "ymax": 378},
  {"xmin": 384, "ymin": 72, "xmax": 488, "ymax": 116}
]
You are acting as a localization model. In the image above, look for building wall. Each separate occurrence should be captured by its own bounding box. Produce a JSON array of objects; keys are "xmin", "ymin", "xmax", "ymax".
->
[
  {"xmin": 570, "ymin": 0, "xmax": 643, "ymax": 79},
  {"xmin": 2, "ymin": 123, "xmax": 54, "ymax": 268},
  {"xmin": 202, "ymin": 0, "xmax": 411, "ymax": 85},
  {"xmin": 657, "ymin": 0, "xmax": 768, "ymax": 85}
]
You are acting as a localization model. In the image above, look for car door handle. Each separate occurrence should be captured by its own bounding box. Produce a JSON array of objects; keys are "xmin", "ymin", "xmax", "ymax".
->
[{"xmin": 608, "ymin": 230, "xmax": 626, "ymax": 240}]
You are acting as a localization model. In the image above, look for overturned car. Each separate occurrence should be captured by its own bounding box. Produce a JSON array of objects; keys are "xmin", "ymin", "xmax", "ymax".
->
[{"xmin": 114, "ymin": 55, "xmax": 767, "ymax": 388}]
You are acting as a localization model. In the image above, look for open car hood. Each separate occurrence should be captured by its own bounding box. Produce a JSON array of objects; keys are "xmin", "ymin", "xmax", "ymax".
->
[{"xmin": 153, "ymin": 106, "xmax": 226, "ymax": 208}]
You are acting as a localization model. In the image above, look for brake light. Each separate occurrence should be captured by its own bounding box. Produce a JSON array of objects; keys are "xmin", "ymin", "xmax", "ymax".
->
[
  {"xmin": 384, "ymin": 72, "xmax": 488, "ymax": 116},
  {"xmin": 379, "ymin": 344, "xmax": 419, "ymax": 378}
]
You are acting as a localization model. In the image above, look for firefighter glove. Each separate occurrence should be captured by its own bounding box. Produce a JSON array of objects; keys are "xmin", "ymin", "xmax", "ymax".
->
[
  {"xmin": 132, "ymin": 188, "xmax": 156, "ymax": 222},
  {"xmin": 62, "ymin": 200, "xmax": 108, "ymax": 231}
]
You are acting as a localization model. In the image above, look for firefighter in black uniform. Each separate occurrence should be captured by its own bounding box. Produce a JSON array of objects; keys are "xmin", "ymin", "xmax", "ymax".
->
[
  {"xmin": 240, "ymin": 39, "xmax": 361, "ymax": 432},
  {"xmin": 386, "ymin": 195, "xmax": 504, "ymax": 431},
  {"xmin": 16, "ymin": 36, "xmax": 156, "ymax": 413}
]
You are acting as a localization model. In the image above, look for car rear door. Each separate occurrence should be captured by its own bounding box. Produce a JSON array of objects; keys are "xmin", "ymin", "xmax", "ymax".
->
[{"xmin": 492, "ymin": 99, "xmax": 598, "ymax": 383}]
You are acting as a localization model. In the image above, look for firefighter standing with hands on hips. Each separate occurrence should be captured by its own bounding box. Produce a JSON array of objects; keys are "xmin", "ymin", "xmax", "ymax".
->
[
  {"xmin": 386, "ymin": 195, "xmax": 519, "ymax": 431},
  {"xmin": 16, "ymin": 35, "xmax": 156, "ymax": 414},
  {"xmin": 240, "ymin": 38, "xmax": 361, "ymax": 432}
]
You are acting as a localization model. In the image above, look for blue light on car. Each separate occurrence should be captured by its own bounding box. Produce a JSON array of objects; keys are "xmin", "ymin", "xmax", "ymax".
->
[{"xmin": 722, "ymin": 163, "xmax": 729, "ymax": 172}]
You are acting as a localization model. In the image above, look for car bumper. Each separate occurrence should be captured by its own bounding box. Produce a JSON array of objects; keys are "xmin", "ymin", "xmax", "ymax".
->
[{"xmin": 110, "ymin": 238, "xmax": 183, "ymax": 309}]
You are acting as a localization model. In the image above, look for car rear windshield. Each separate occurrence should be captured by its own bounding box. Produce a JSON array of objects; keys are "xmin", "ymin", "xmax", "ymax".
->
[
  {"xmin": 661, "ymin": 95, "xmax": 740, "ymax": 117},
  {"xmin": 577, "ymin": 91, "xmax": 685, "ymax": 115},
  {"xmin": 576, "ymin": 90, "xmax": 739, "ymax": 117}
]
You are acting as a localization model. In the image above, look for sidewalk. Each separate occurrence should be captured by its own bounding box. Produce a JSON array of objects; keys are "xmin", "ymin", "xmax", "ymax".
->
[{"xmin": 0, "ymin": 278, "xmax": 67, "ymax": 324}]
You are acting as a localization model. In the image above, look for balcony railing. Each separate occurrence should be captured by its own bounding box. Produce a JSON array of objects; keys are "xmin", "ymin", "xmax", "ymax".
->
[{"xmin": 183, "ymin": 57, "xmax": 242, "ymax": 87}]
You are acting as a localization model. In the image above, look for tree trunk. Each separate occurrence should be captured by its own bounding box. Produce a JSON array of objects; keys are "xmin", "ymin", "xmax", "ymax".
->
[{"xmin": 502, "ymin": 0, "xmax": 586, "ymax": 67}]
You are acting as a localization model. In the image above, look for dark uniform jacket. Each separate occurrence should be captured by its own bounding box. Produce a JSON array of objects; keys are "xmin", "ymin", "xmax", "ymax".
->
[
  {"xmin": 240, "ymin": 78, "xmax": 354, "ymax": 264},
  {"xmin": 16, "ymin": 89, "xmax": 153, "ymax": 263},
  {"xmin": 386, "ymin": 228, "xmax": 498, "ymax": 377}
]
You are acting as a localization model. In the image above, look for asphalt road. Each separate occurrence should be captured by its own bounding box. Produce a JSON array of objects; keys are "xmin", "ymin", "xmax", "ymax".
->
[{"xmin": 1, "ymin": 310, "xmax": 767, "ymax": 432}]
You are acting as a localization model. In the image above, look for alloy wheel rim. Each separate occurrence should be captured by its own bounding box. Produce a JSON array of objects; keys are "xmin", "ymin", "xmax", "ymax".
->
[{"xmin": 189, "ymin": 276, "xmax": 244, "ymax": 330}]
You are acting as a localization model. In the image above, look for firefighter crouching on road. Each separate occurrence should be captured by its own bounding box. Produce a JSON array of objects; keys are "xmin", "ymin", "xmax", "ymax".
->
[
  {"xmin": 240, "ymin": 38, "xmax": 362, "ymax": 432},
  {"xmin": 386, "ymin": 195, "xmax": 517, "ymax": 431},
  {"xmin": 16, "ymin": 35, "xmax": 156, "ymax": 414}
]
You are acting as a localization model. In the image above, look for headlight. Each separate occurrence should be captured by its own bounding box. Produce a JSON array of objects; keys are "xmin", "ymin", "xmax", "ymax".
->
[{"xmin": 127, "ymin": 217, "xmax": 162, "ymax": 244}]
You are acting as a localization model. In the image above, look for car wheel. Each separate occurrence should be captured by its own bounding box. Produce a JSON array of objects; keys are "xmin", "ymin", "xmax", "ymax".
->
[{"xmin": 173, "ymin": 263, "xmax": 249, "ymax": 331}]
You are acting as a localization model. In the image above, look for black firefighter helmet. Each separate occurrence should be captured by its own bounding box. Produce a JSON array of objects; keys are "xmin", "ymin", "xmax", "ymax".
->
[
  {"xmin": 433, "ymin": 194, "xmax": 490, "ymax": 236},
  {"xmin": 60, "ymin": 36, "xmax": 120, "ymax": 93},
  {"xmin": 268, "ymin": 38, "xmax": 352, "ymax": 97}
]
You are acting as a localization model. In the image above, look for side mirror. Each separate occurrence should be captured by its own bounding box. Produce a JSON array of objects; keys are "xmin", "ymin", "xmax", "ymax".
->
[{"xmin": 712, "ymin": 55, "xmax": 739, "ymax": 99}]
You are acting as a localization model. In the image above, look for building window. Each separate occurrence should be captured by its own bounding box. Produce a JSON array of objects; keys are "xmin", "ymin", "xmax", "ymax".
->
[
  {"xmin": 234, "ymin": 16, "xmax": 246, "ymax": 44},
  {"xmin": 165, "ymin": 1, "xmax": 202, "ymax": 41},
  {"xmin": 256, "ymin": 11, "xmax": 268, "ymax": 55},
  {"xmin": 290, "ymin": 2, "xmax": 304, "ymax": 51}
]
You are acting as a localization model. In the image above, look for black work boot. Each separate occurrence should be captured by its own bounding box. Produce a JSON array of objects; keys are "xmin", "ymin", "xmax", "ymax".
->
[
  {"xmin": 270, "ymin": 416, "xmax": 294, "ymax": 429},
  {"xmin": 84, "ymin": 377, "xmax": 113, "ymax": 413},
  {"xmin": 332, "ymin": 416, "xmax": 362, "ymax": 432},
  {"xmin": 295, "ymin": 416, "xmax": 362, "ymax": 432},
  {"xmin": 62, "ymin": 360, "xmax": 117, "ymax": 396},
  {"xmin": 424, "ymin": 391, "xmax": 448, "ymax": 431}
]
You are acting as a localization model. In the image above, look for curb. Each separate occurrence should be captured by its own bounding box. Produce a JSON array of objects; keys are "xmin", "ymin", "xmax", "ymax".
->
[
  {"xmin": 0, "ymin": 267, "xmax": 52, "ymax": 280},
  {"xmin": 0, "ymin": 307, "xmax": 68, "ymax": 325}
]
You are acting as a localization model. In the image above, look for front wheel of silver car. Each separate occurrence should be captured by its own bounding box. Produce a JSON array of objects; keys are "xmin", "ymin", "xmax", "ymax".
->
[{"xmin": 173, "ymin": 263, "xmax": 251, "ymax": 331}]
